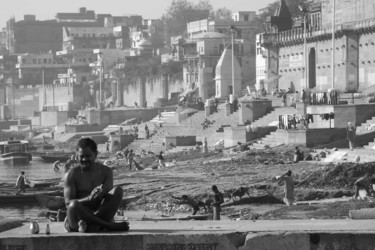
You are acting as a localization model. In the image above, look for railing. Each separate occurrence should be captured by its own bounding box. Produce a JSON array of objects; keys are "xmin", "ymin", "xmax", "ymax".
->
[{"xmin": 261, "ymin": 18, "xmax": 375, "ymax": 45}]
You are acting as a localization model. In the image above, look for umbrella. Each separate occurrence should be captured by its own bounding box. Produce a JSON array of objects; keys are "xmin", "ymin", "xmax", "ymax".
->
[{"xmin": 179, "ymin": 108, "xmax": 199, "ymax": 115}]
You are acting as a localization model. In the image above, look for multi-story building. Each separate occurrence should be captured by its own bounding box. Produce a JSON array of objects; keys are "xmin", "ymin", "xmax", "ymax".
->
[
  {"xmin": 259, "ymin": 0, "xmax": 375, "ymax": 93},
  {"xmin": 56, "ymin": 7, "xmax": 96, "ymax": 23},
  {"xmin": 7, "ymin": 16, "xmax": 62, "ymax": 54}
]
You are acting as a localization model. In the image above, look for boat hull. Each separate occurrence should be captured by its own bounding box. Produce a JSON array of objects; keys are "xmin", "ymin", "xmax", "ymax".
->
[
  {"xmin": 0, "ymin": 152, "xmax": 32, "ymax": 164},
  {"xmin": 0, "ymin": 190, "xmax": 63, "ymax": 205}
]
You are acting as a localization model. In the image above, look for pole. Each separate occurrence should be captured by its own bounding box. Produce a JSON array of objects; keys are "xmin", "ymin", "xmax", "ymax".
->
[
  {"xmin": 231, "ymin": 29, "xmax": 235, "ymax": 97},
  {"xmin": 12, "ymin": 73, "xmax": 15, "ymax": 119},
  {"xmin": 99, "ymin": 53, "xmax": 102, "ymax": 104},
  {"xmin": 42, "ymin": 67, "xmax": 45, "ymax": 107},
  {"xmin": 331, "ymin": 0, "xmax": 336, "ymax": 89},
  {"xmin": 303, "ymin": 14, "xmax": 308, "ymax": 90}
]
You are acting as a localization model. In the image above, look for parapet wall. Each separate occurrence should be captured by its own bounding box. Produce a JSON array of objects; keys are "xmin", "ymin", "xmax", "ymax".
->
[{"xmin": 1, "ymin": 231, "xmax": 375, "ymax": 250}]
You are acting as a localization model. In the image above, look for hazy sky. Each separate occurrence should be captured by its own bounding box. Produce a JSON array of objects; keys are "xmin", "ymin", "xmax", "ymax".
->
[{"xmin": 0, "ymin": 0, "xmax": 276, "ymax": 26}]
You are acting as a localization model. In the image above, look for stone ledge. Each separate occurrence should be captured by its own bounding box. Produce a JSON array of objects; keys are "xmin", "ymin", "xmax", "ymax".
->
[{"xmin": 2, "ymin": 220, "xmax": 375, "ymax": 250}]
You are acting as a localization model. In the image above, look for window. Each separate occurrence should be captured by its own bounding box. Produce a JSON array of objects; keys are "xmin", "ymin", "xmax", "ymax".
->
[
  {"xmin": 38, "ymin": 59, "xmax": 42, "ymax": 64},
  {"xmin": 22, "ymin": 59, "xmax": 26, "ymax": 64},
  {"xmin": 32, "ymin": 59, "xmax": 36, "ymax": 64},
  {"xmin": 244, "ymin": 14, "xmax": 249, "ymax": 21},
  {"xmin": 43, "ymin": 59, "xmax": 47, "ymax": 63},
  {"xmin": 93, "ymin": 34, "xmax": 96, "ymax": 37}
]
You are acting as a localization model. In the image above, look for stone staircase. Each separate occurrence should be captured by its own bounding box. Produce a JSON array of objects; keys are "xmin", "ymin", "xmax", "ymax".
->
[
  {"xmin": 251, "ymin": 130, "xmax": 289, "ymax": 149},
  {"xmin": 124, "ymin": 105, "xmax": 241, "ymax": 152},
  {"xmin": 251, "ymin": 106, "xmax": 298, "ymax": 127},
  {"xmin": 356, "ymin": 117, "xmax": 375, "ymax": 135},
  {"xmin": 248, "ymin": 107, "xmax": 300, "ymax": 149}
]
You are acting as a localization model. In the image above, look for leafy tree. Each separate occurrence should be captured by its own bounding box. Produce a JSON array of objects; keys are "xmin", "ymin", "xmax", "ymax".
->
[
  {"xmin": 212, "ymin": 7, "xmax": 232, "ymax": 20},
  {"xmin": 163, "ymin": 0, "xmax": 213, "ymax": 37}
]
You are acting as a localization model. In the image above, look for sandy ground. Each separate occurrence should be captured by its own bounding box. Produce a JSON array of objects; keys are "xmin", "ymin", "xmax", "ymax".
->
[{"xmin": 89, "ymin": 145, "xmax": 375, "ymax": 222}]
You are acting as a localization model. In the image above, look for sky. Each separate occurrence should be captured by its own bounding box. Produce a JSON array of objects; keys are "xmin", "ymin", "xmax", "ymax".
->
[{"xmin": 0, "ymin": 0, "xmax": 276, "ymax": 27}]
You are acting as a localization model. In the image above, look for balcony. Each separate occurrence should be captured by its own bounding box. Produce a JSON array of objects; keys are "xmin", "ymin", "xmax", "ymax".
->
[{"xmin": 260, "ymin": 18, "xmax": 375, "ymax": 46}]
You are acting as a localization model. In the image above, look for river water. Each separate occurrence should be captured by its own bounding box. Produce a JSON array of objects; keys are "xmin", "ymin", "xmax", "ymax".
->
[{"xmin": 0, "ymin": 156, "xmax": 64, "ymax": 220}]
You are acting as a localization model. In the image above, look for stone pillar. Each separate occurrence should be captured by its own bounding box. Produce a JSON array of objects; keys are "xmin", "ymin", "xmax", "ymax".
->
[
  {"xmin": 162, "ymin": 74, "xmax": 169, "ymax": 99},
  {"xmin": 111, "ymin": 80, "xmax": 117, "ymax": 105},
  {"xmin": 116, "ymin": 79, "xmax": 123, "ymax": 107},
  {"xmin": 199, "ymin": 68, "xmax": 208, "ymax": 100},
  {"xmin": 139, "ymin": 77, "xmax": 146, "ymax": 108},
  {"xmin": 95, "ymin": 90, "xmax": 100, "ymax": 108},
  {"xmin": 225, "ymin": 104, "xmax": 233, "ymax": 116}
]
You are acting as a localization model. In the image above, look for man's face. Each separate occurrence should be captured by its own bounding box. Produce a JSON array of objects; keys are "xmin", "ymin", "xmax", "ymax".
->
[{"xmin": 78, "ymin": 146, "xmax": 97, "ymax": 169}]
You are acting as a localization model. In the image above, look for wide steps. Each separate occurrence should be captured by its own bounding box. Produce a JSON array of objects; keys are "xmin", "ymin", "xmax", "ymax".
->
[
  {"xmin": 357, "ymin": 117, "xmax": 375, "ymax": 135},
  {"xmin": 252, "ymin": 107, "xmax": 298, "ymax": 127}
]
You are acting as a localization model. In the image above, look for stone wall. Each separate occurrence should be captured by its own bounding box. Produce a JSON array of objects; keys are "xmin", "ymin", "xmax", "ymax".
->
[
  {"xmin": 84, "ymin": 109, "xmax": 159, "ymax": 126},
  {"xmin": 122, "ymin": 77, "xmax": 184, "ymax": 107},
  {"xmin": 334, "ymin": 104, "xmax": 375, "ymax": 128}
]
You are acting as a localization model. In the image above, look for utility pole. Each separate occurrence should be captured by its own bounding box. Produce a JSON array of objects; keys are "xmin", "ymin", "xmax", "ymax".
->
[
  {"xmin": 331, "ymin": 0, "xmax": 336, "ymax": 89},
  {"xmin": 98, "ymin": 52, "xmax": 103, "ymax": 104},
  {"xmin": 42, "ymin": 67, "xmax": 46, "ymax": 108},
  {"xmin": 230, "ymin": 25, "xmax": 237, "ymax": 98}
]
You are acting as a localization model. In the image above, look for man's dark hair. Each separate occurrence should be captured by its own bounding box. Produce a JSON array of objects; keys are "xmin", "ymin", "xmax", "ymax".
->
[
  {"xmin": 77, "ymin": 137, "xmax": 98, "ymax": 154},
  {"xmin": 21, "ymin": 171, "xmax": 25, "ymax": 175},
  {"xmin": 286, "ymin": 170, "xmax": 292, "ymax": 176},
  {"xmin": 212, "ymin": 185, "xmax": 218, "ymax": 191},
  {"xmin": 181, "ymin": 195, "xmax": 188, "ymax": 200}
]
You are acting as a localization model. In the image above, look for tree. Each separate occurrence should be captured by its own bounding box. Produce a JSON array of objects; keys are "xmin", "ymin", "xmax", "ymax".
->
[
  {"xmin": 163, "ymin": 0, "xmax": 213, "ymax": 37},
  {"xmin": 212, "ymin": 7, "xmax": 232, "ymax": 20}
]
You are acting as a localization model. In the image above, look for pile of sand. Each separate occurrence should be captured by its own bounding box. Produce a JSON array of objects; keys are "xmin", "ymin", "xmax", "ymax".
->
[{"xmin": 297, "ymin": 162, "xmax": 375, "ymax": 189}]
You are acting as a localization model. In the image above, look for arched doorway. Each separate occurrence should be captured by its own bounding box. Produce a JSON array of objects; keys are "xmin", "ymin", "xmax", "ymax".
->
[{"xmin": 308, "ymin": 48, "xmax": 316, "ymax": 89}]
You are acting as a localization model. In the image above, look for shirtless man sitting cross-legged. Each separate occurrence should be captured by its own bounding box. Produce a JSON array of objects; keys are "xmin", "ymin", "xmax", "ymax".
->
[{"xmin": 64, "ymin": 137, "xmax": 129, "ymax": 233}]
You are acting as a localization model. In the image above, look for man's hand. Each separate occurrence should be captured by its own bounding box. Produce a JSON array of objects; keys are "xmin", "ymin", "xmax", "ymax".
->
[{"xmin": 89, "ymin": 184, "xmax": 104, "ymax": 201}]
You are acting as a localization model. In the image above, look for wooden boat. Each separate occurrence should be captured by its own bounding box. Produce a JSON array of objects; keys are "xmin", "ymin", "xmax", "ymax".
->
[
  {"xmin": 27, "ymin": 177, "xmax": 62, "ymax": 188},
  {"xmin": 39, "ymin": 151, "xmax": 74, "ymax": 163},
  {"xmin": 0, "ymin": 140, "xmax": 32, "ymax": 164},
  {"xmin": 0, "ymin": 190, "xmax": 63, "ymax": 205}
]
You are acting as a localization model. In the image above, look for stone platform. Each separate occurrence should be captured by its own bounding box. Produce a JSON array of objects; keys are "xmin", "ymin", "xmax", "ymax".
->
[{"xmin": 1, "ymin": 219, "xmax": 375, "ymax": 249}]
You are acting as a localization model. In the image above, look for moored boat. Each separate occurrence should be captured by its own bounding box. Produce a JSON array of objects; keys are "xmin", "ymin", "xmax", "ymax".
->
[
  {"xmin": 0, "ymin": 140, "xmax": 32, "ymax": 164},
  {"xmin": 0, "ymin": 190, "xmax": 63, "ymax": 205},
  {"xmin": 39, "ymin": 151, "xmax": 74, "ymax": 163},
  {"xmin": 27, "ymin": 177, "xmax": 62, "ymax": 188}
]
